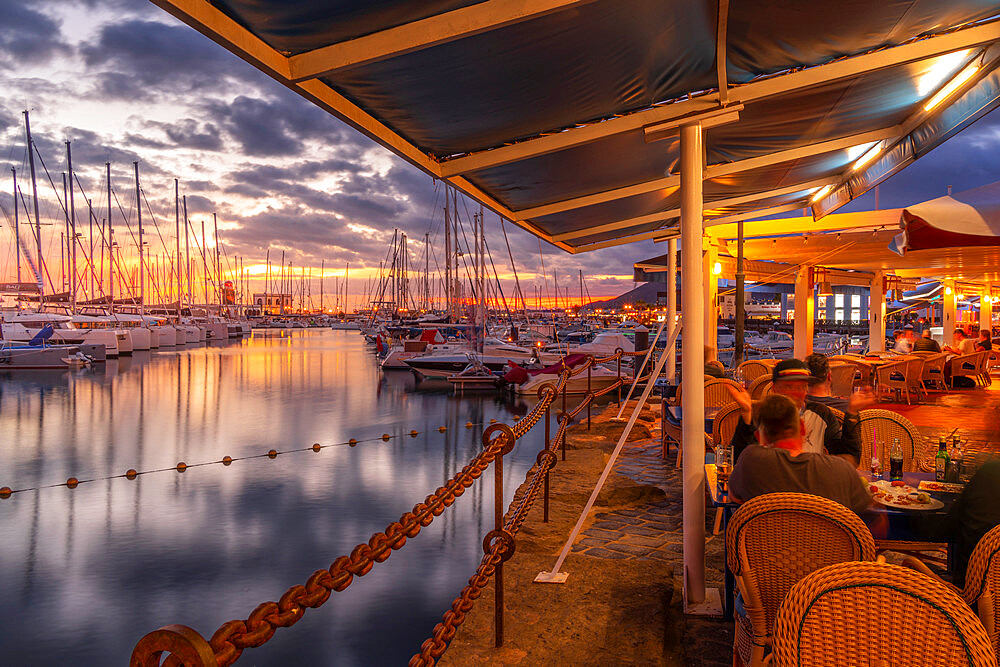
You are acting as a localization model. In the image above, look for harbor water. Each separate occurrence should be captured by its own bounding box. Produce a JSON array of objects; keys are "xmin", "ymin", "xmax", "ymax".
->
[{"xmin": 0, "ymin": 329, "xmax": 555, "ymax": 664}]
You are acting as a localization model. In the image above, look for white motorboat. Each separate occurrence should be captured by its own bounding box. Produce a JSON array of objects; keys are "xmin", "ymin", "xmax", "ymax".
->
[
  {"xmin": 404, "ymin": 352, "xmax": 510, "ymax": 378},
  {"xmin": 1, "ymin": 311, "xmax": 116, "ymax": 359}
]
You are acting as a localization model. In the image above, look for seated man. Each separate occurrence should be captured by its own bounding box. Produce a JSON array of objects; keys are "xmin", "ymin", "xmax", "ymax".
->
[
  {"xmin": 913, "ymin": 328, "xmax": 941, "ymax": 352},
  {"xmin": 949, "ymin": 458, "xmax": 1000, "ymax": 587},
  {"xmin": 728, "ymin": 394, "xmax": 871, "ymax": 513},
  {"xmin": 805, "ymin": 352, "xmax": 849, "ymax": 412},
  {"xmin": 945, "ymin": 327, "xmax": 976, "ymax": 355},
  {"xmin": 728, "ymin": 359, "xmax": 867, "ymax": 467},
  {"xmin": 975, "ymin": 329, "xmax": 993, "ymax": 352},
  {"xmin": 704, "ymin": 345, "xmax": 726, "ymax": 378}
]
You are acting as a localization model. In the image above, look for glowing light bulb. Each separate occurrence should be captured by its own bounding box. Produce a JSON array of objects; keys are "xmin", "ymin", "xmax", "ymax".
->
[{"xmin": 713, "ymin": 261, "xmax": 722, "ymax": 275}]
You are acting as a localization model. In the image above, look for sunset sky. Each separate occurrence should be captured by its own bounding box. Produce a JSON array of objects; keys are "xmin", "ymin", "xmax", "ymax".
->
[{"xmin": 3, "ymin": 0, "xmax": 1000, "ymax": 310}]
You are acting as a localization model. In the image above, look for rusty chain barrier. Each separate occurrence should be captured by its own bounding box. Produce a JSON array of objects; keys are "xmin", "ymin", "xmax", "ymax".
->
[{"xmin": 409, "ymin": 354, "xmax": 651, "ymax": 666}]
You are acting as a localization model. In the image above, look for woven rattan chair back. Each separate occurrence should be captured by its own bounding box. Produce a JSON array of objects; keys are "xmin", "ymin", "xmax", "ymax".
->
[
  {"xmin": 921, "ymin": 352, "xmax": 949, "ymax": 390},
  {"xmin": 953, "ymin": 352, "xmax": 984, "ymax": 384},
  {"xmin": 875, "ymin": 359, "xmax": 911, "ymax": 403},
  {"xmin": 748, "ymin": 376, "xmax": 773, "ymax": 400},
  {"xmin": 858, "ymin": 409, "xmax": 922, "ymax": 472},
  {"xmin": 712, "ymin": 403, "xmax": 743, "ymax": 449},
  {"xmin": 704, "ymin": 378, "xmax": 742, "ymax": 410},
  {"xmin": 827, "ymin": 362, "xmax": 856, "ymax": 397},
  {"xmin": 964, "ymin": 524, "xmax": 1000, "ymax": 656},
  {"xmin": 726, "ymin": 493, "xmax": 876, "ymax": 665},
  {"xmin": 736, "ymin": 360, "xmax": 772, "ymax": 386},
  {"xmin": 772, "ymin": 561, "xmax": 997, "ymax": 667}
]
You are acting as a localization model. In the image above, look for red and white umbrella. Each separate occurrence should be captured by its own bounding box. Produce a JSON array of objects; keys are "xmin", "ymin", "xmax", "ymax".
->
[{"xmin": 892, "ymin": 180, "xmax": 1000, "ymax": 255}]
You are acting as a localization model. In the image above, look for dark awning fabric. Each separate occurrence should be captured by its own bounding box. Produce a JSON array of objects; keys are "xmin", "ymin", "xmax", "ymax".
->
[{"xmin": 163, "ymin": 1, "xmax": 1000, "ymax": 252}]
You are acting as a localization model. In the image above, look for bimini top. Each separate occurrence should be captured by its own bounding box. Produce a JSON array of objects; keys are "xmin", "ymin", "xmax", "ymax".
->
[{"xmin": 154, "ymin": 1, "xmax": 1000, "ymax": 252}]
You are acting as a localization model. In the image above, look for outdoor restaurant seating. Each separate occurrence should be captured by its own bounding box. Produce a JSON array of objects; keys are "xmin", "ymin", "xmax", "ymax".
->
[
  {"xmin": 952, "ymin": 351, "xmax": 987, "ymax": 387},
  {"xmin": 903, "ymin": 524, "xmax": 1000, "ymax": 657},
  {"xmin": 976, "ymin": 351, "xmax": 993, "ymax": 387},
  {"xmin": 710, "ymin": 404, "xmax": 742, "ymax": 534},
  {"xmin": 747, "ymin": 376, "xmax": 772, "ymax": 399},
  {"xmin": 735, "ymin": 360, "xmax": 771, "ymax": 386},
  {"xmin": 874, "ymin": 357, "xmax": 923, "ymax": 404},
  {"xmin": 726, "ymin": 493, "xmax": 877, "ymax": 667},
  {"xmin": 770, "ymin": 561, "xmax": 997, "ymax": 666},
  {"xmin": 916, "ymin": 352, "xmax": 949, "ymax": 390},
  {"xmin": 857, "ymin": 408, "xmax": 923, "ymax": 473},
  {"xmin": 826, "ymin": 362, "xmax": 856, "ymax": 397}
]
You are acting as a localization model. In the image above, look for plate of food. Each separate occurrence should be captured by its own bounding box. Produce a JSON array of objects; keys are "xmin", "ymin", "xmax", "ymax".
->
[
  {"xmin": 917, "ymin": 480, "xmax": 964, "ymax": 494},
  {"xmin": 868, "ymin": 480, "xmax": 944, "ymax": 511}
]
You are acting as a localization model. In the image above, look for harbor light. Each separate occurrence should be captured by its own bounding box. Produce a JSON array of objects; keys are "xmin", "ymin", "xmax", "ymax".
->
[{"xmin": 712, "ymin": 261, "xmax": 722, "ymax": 275}]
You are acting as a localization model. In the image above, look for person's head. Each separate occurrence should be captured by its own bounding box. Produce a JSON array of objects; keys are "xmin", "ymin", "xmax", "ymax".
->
[
  {"xmin": 921, "ymin": 329, "xmax": 932, "ymax": 339},
  {"xmin": 771, "ymin": 359, "xmax": 812, "ymax": 408},
  {"xmin": 903, "ymin": 326, "xmax": 915, "ymax": 340},
  {"xmin": 979, "ymin": 329, "xmax": 990, "ymax": 341},
  {"xmin": 805, "ymin": 353, "xmax": 831, "ymax": 390},
  {"xmin": 955, "ymin": 328, "xmax": 967, "ymax": 340},
  {"xmin": 893, "ymin": 330, "xmax": 903, "ymax": 340},
  {"xmin": 755, "ymin": 394, "xmax": 804, "ymax": 446}
]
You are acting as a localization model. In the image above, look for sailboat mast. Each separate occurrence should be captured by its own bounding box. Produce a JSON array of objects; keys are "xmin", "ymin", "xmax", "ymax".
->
[
  {"xmin": 11, "ymin": 168, "xmax": 20, "ymax": 283},
  {"xmin": 62, "ymin": 173, "xmax": 69, "ymax": 294},
  {"xmin": 201, "ymin": 218, "xmax": 208, "ymax": 308},
  {"xmin": 345, "ymin": 262, "xmax": 349, "ymax": 314},
  {"xmin": 183, "ymin": 195, "xmax": 191, "ymax": 306},
  {"xmin": 87, "ymin": 198, "xmax": 94, "ymax": 300},
  {"xmin": 106, "ymin": 162, "xmax": 113, "ymax": 305},
  {"xmin": 66, "ymin": 142, "xmax": 77, "ymax": 311},
  {"xmin": 213, "ymin": 212, "xmax": 220, "ymax": 307},
  {"xmin": 134, "ymin": 161, "xmax": 143, "ymax": 315},
  {"xmin": 174, "ymin": 179, "xmax": 182, "ymax": 311},
  {"xmin": 320, "ymin": 259, "xmax": 324, "ymax": 312},
  {"xmin": 444, "ymin": 186, "xmax": 451, "ymax": 321},
  {"xmin": 24, "ymin": 111, "xmax": 44, "ymax": 300}
]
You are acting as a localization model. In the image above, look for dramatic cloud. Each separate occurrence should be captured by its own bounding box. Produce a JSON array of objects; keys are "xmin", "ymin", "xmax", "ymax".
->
[{"xmin": 0, "ymin": 1, "xmax": 72, "ymax": 66}]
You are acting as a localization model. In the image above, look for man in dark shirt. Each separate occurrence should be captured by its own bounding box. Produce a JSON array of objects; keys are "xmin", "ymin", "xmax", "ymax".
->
[
  {"xmin": 975, "ymin": 329, "xmax": 993, "ymax": 352},
  {"xmin": 728, "ymin": 394, "xmax": 871, "ymax": 513},
  {"xmin": 727, "ymin": 359, "xmax": 867, "ymax": 467},
  {"xmin": 913, "ymin": 329, "xmax": 941, "ymax": 352},
  {"xmin": 949, "ymin": 458, "xmax": 1000, "ymax": 588},
  {"xmin": 805, "ymin": 353, "xmax": 849, "ymax": 412}
]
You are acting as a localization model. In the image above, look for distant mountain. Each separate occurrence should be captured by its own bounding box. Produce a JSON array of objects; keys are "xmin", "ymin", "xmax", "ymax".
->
[{"xmin": 581, "ymin": 282, "xmax": 662, "ymax": 311}]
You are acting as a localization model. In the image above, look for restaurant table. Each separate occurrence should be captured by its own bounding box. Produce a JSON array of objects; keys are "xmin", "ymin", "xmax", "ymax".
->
[
  {"xmin": 666, "ymin": 405, "xmax": 717, "ymax": 435},
  {"xmin": 704, "ymin": 465, "xmax": 959, "ymax": 622}
]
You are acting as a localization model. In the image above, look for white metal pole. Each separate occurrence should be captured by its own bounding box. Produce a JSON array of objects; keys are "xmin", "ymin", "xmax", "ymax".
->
[
  {"xmin": 680, "ymin": 121, "xmax": 706, "ymax": 606},
  {"xmin": 667, "ymin": 237, "xmax": 677, "ymax": 381},
  {"xmin": 869, "ymin": 270, "xmax": 886, "ymax": 352}
]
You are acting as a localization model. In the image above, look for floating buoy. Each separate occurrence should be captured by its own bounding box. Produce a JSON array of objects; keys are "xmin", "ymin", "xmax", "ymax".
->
[
  {"xmin": 382, "ymin": 433, "xmax": 391, "ymax": 441},
  {"xmin": 410, "ymin": 430, "xmax": 419, "ymax": 437},
  {"xmin": 222, "ymin": 456, "xmax": 233, "ymax": 466},
  {"xmin": 176, "ymin": 462, "xmax": 187, "ymax": 472},
  {"xmin": 349, "ymin": 438, "xmax": 358, "ymax": 446},
  {"xmin": 489, "ymin": 418, "xmax": 497, "ymax": 424},
  {"xmin": 125, "ymin": 469, "xmax": 138, "ymax": 479},
  {"xmin": 514, "ymin": 416, "xmax": 521, "ymax": 421},
  {"xmin": 465, "ymin": 422, "xmax": 474, "ymax": 428},
  {"xmin": 66, "ymin": 477, "xmax": 79, "ymax": 488},
  {"xmin": 0, "ymin": 486, "xmax": 11, "ymax": 498},
  {"xmin": 267, "ymin": 449, "xmax": 278, "ymax": 459},
  {"xmin": 312, "ymin": 443, "xmax": 322, "ymax": 452}
]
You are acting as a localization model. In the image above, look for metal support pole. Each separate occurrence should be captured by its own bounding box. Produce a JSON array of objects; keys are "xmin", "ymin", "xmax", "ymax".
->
[
  {"xmin": 735, "ymin": 221, "xmax": 745, "ymax": 367},
  {"xmin": 616, "ymin": 356, "xmax": 622, "ymax": 405},
  {"xmin": 680, "ymin": 121, "xmax": 706, "ymax": 606},
  {"xmin": 587, "ymin": 365, "xmax": 592, "ymax": 430},
  {"xmin": 494, "ymin": 446, "xmax": 504, "ymax": 648},
  {"xmin": 544, "ymin": 404, "xmax": 551, "ymax": 521},
  {"xmin": 870, "ymin": 271, "xmax": 887, "ymax": 353},
  {"xmin": 667, "ymin": 237, "xmax": 677, "ymax": 381}
]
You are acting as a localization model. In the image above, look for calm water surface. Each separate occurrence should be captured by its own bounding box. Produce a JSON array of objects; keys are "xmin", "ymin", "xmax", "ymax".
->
[{"xmin": 0, "ymin": 330, "xmax": 549, "ymax": 665}]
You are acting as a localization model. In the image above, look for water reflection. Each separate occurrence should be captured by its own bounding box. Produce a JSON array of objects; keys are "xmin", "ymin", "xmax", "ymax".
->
[{"xmin": 0, "ymin": 330, "xmax": 545, "ymax": 665}]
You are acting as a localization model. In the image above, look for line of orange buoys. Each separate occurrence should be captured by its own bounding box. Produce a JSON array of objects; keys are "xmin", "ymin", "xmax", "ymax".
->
[{"xmin": 0, "ymin": 420, "xmax": 507, "ymax": 499}]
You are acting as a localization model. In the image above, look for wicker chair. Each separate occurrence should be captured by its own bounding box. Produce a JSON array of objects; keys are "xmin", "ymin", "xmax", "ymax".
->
[
  {"xmin": 827, "ymin": 362, "xmax": 856, "ymax": 397},
  {"xmin": 952, "ymin": 352, "xmax": 986, "ymax": 387},
  {"xmin": 857, "ymin": 408, "xmax": 923, "ymax": 473},
  {"xmin": 748, "ymin": 375, "xmax": 773, "ymax": 399},
  {"xmin": 874, "ymin": 358, "xmax": 913, "ymax": 404},
  {"xmin": 674, "ymin": 374, "xmax": 735, "ymax": 406},
  {"xmin": 710, "ymin": 403, "xmax": 744, "ymax": 534},
  {"xmin": 919, "ymin": 352, "xmax": 949, "ymax": 390},
  {"xmin": 976, "ymin": 350, "xmax": 993, "ymax": 386},
  {"xmin": 735, "ymin": 360, "xmax": 772, "ymax": 387},
  {"xmin": 704, "ymin": 378, "xmax": 743, "ymax": 409},
  {"xmin": 661, "ymin": 413, "xmax": 712, "ymax": 468},
  {"xmin": 904, "ymin": 524, "xmax": 1000, "ymax": 657},
  {"xmin": 904, "ymin": 355, "xmax": 927, "ymax": 401},
  {"xmin": 726, "ymin": 493, "xmax": 877, "ymax": 667},
  {"xmin": 771, "ymin": 561, "xmax": 997, "ymax": 667}
]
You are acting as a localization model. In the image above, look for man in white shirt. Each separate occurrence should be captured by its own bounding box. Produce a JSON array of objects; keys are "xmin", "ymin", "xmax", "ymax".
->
[{"xmin": 945, "ymin": 328, "xmax": 976, "ymax": 356}]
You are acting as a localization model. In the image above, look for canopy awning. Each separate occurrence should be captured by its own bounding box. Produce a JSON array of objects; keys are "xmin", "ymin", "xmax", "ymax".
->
[{"xmin": 153, "ymin": 1, "xmax": 1000, "ymax": 252}]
